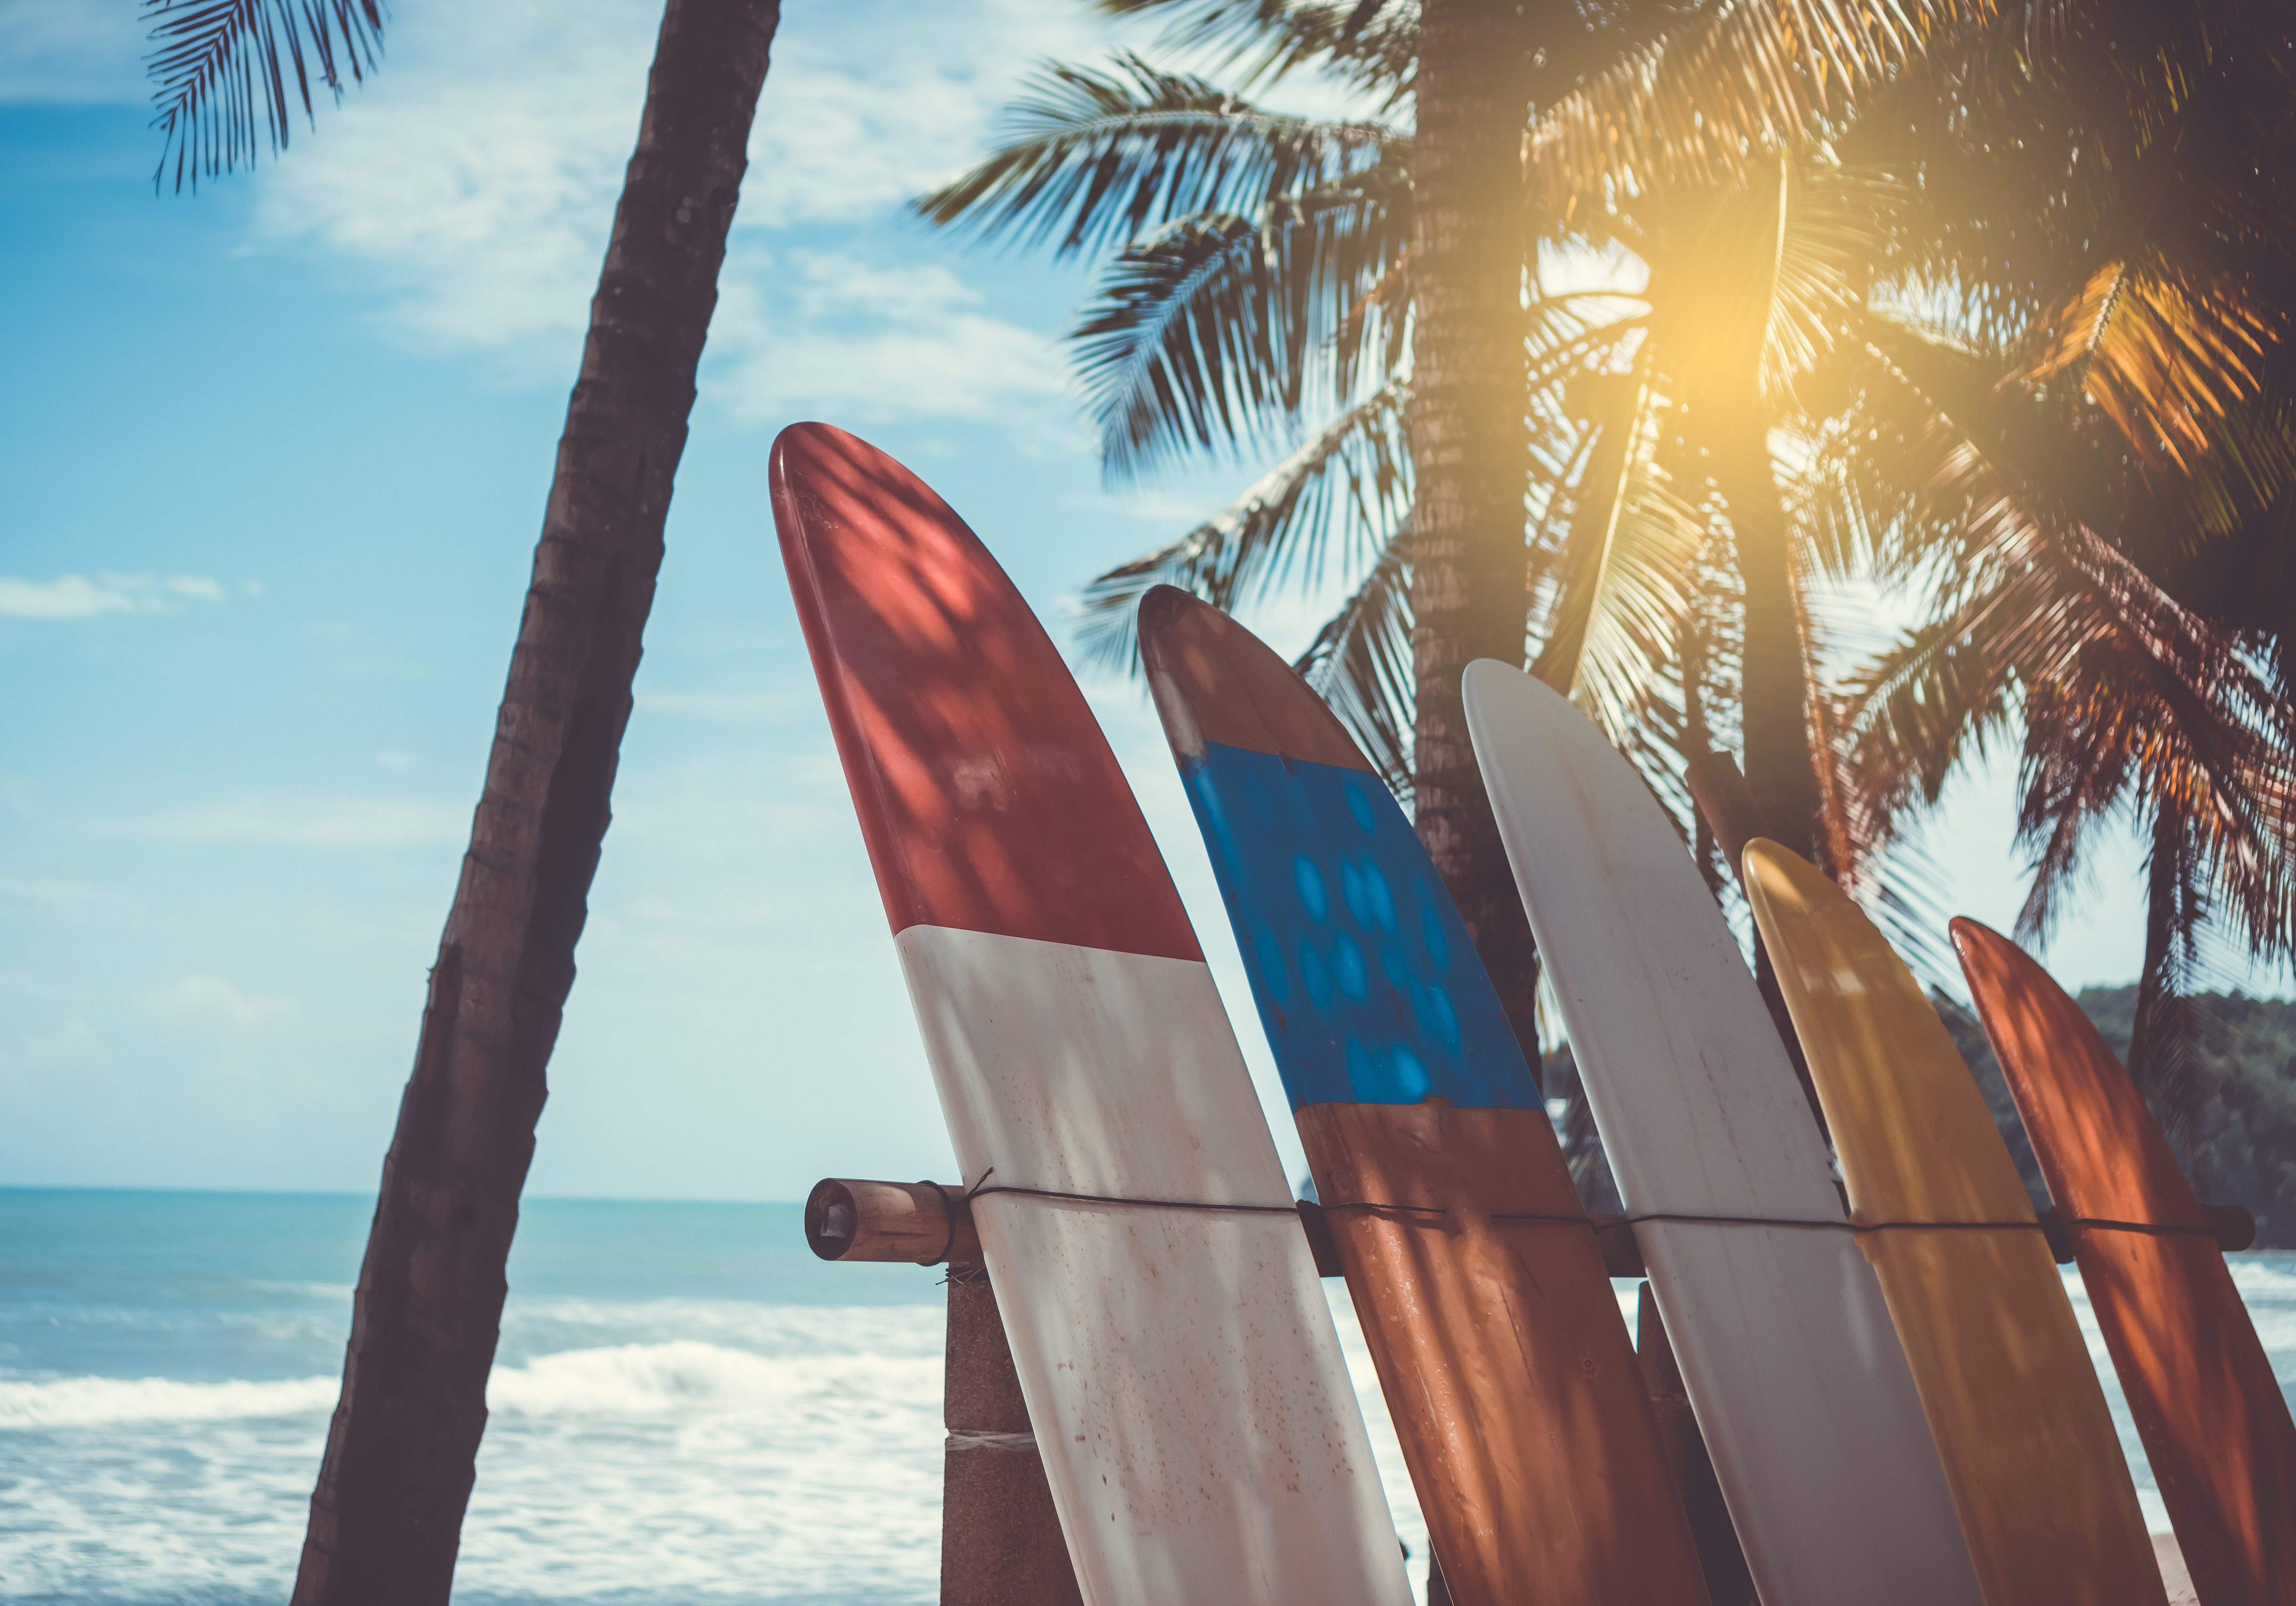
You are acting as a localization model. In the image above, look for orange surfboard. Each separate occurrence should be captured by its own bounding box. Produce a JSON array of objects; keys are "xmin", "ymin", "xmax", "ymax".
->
[{"xmin": 1954, "ymin": 919, "xmax": 2296, "ymax": 1604}]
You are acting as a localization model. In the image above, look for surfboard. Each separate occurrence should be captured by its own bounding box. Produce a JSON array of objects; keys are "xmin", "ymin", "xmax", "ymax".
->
[
  {"xmin": 1137, "ymin": 587, "xmax": 1710, "ymax": 1606},
  {"xmin": 1953, "ymin": 918, "xmax": 2296, "ymax": 1605},
  {"xmin": 1740, "ymin": 843, "xmax": 2161, "ymax": 1605},
  {"xmin": 771, "ymin": 424, "xmax": 1410, "ymax": 1606},
  {"xmin": 1459, "ymin": 660, "xmax": 1982, "ymax": 1606}
]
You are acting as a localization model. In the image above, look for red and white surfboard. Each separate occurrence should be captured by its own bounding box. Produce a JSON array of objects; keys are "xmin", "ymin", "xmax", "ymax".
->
[{"xmin": 771, "ymin": 423, "xmax": 1409, "ymax": 1606}]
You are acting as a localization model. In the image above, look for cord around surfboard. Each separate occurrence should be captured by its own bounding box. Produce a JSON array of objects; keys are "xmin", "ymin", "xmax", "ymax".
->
[{"xmin": 805, "ymin": 1170, "xmax": 2254, "ymax": 1277}]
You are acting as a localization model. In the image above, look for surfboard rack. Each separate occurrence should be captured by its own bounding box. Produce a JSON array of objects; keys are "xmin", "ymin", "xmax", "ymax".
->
[{"xmin": 808, "ymin": 1176, "xmax": 1659, "ymax": 1280}]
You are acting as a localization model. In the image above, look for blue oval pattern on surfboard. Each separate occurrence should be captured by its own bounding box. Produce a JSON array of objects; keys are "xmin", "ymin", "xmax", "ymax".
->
[{"xmin": 1181, "ymin": 741, "xmax": 1536, "ymax": 1111}]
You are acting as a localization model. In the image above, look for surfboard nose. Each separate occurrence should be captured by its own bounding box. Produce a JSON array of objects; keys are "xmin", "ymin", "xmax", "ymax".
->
[
  {"xmin": 1137, "ymin": 585, "xmax": 1374, "ymax": 771},
  {"xmin": 771, "ymin": 426, "xmax": 1198, "ymax": 962}
]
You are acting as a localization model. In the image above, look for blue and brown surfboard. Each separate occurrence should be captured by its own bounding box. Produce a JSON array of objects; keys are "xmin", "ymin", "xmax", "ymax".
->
[{"xmin": 1139, "ymin": 587, "xmax": 1710, "ymax": 1606}]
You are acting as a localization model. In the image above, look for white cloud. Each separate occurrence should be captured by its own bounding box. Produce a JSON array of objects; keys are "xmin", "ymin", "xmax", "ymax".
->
[
  {"xmin": 706, "ymin": 249, "xmax": 1065, "ymax": 424},
  {"xmin": 0, "ymin": 573, "xmax": 230, "ymax": 621},
  {"xmin": 251, "ymin": 0, "xmax": 657, "ymax": 365},
  {"xmin": 739, "ymin": 1, "xmax": 1112, "ymax": 228},
  {"xmin": 128, "ymin": 795, "xmax": 468, "ymax": 850},
  {"xmin": 375, "ymin": 752, "xmax": 421, "ymax": 771},
  {"xmin": 145, "ymin": 976, "xmax": 296, "ymax": 1029},
  {"xmin": 246, "ymin": 0, "xmax": 1125, "ymax": 414}
]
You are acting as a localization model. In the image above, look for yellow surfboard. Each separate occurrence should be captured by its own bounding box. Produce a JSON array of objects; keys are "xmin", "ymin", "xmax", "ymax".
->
[{"xmin": 1741, "ymin": 841, "xmax": 2163, "ymax": 1606}]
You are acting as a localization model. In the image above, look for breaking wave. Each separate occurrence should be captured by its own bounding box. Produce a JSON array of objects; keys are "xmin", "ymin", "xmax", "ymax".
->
[
  {"xmin": 0, "ymin": 1373, "xmax": 336, "ymax": 1429},
  {"xmin": 0, "ymin": 1340, "xmax": 938, "ymax": 1431}
]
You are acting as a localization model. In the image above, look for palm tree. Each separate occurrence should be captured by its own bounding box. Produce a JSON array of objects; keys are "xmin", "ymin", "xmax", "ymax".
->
[
  {"xmin": 918, "ymin": 0, "xmax": 1979, "ymax": 1072},
  {"xmin": 144, "ymin": 2, "xmax": 788, "ymax": 1601},
  {"xmin": 1805, "ymin": 0, "xmax": 2296, "ymax": 1149}
]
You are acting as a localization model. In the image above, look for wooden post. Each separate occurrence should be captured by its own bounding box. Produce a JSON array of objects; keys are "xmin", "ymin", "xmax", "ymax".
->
[
  {"xmin": 1637, "ymin": 1283, "xmax": 1755, "ymax": 1606},
  {"xmin": 804, "ymin": 1181, "xmax": 1080, "ymax": 1604},
  {"xmin": 941, "ymin": 1262, "xmax": 1084, "ymax": 1606}
]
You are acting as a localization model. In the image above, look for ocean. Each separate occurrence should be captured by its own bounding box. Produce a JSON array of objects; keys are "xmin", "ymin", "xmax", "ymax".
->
[{"xmin": 0, "ymin": 1190, "xmax": 2290, "ymax": 1605}]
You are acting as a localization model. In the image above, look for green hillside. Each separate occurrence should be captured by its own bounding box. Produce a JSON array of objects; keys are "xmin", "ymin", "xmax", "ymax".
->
[{"xmin": 1554, "ymin": 989, "xmax": 2296, "ymax": 1247}]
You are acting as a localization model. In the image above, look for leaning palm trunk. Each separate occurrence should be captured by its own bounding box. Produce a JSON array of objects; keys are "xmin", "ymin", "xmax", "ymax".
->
[
  {"xmin": 291, "ymin": 2, "xmax": 780, "ymax": 1600},
  {"xmin": 1409, "ymin": 0, "xmax": 1542, "ymax": 1073}
]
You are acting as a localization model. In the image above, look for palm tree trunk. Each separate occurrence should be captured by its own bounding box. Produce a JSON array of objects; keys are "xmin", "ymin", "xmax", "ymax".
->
[
  {"xmin": 1714, "ymin": 401, "xmax": 1832, "ymax": 1135},
  {"xmin": 2131, "ymin": 805, "xmax": 2207, "ymax": 1168},
  {"xmin": 1720, "ymin": 406, "xmax": 1821, "ymax": 860},
  {"xmin": 1410, "ymin": 0, "xmax": 1541, "ymax": 1076},
  {"xmin": 290, "ymin": 3, "xmax": 779, "ymax": 1599}
]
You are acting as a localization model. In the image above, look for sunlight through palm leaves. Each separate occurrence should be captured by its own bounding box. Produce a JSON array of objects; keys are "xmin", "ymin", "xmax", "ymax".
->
[{"xmin": 924, "ymin": 0, "xmax": 2296, "ymax": 1178}]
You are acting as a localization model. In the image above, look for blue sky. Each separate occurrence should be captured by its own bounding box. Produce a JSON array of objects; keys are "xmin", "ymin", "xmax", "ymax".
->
[{"xmin": 0, "ymin": 0, "xmax": 2262, "ymax": 1203}]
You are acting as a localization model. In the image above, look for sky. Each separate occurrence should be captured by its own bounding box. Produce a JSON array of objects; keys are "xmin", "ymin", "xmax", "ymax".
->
[{"xmin": 0, "ymin": 0, "xmax": 2274, "ymax": 1204}]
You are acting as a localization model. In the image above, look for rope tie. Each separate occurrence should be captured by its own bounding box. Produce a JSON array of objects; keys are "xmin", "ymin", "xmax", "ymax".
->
[
  {"xmin": 953, "ymin": 1175, "xmax": 2234, "ymax": 1245},
  {"xmin": 961, "ymin": 1172, "xmax": 1304, "ymax": 1217}
]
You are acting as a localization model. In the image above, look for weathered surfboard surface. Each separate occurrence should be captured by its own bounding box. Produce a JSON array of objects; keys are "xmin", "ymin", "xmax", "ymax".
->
[
  {"xmin": 1742, "ymin": 844, "xmax": 2162, "ymax": 1606},
  {"xmin": 1138, "ymin": 588, "xmax": 1710, "ymax": 1606},
  {"xmin": 771, "ymin": 423, "xmax": 1409, "ymax": 1606},
  {"xmin": 1461, "ymin": 660, "xmax": 1981, "ymax": 1606},
  {"xmin": 1955, "ymin": 919, "xmax": 2296, "ymax": 1606}
]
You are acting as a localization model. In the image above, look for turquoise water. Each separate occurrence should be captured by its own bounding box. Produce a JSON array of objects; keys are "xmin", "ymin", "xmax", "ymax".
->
[{"xmin": 2, "ymin": 1189, "xmax": 2290, "ymax": 1603}]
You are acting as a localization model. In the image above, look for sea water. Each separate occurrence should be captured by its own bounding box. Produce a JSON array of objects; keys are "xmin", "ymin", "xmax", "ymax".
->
[{"xmin": 0, "ymin": 1190, "xmax": 2289, "ymax": 1604}]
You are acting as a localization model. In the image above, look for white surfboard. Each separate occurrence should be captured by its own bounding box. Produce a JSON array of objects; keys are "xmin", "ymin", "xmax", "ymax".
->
[
  {"xmin": 773, "ymin": 422, "xmax": 1410, "ymax": 1606},
  {"xmin": 1461, "ymin": 660, "xmax": 1981, "ymax": 1606}
]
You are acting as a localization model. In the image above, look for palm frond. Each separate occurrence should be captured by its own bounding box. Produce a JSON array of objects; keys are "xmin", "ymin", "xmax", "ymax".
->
[
  {"xmin": 913, "ymin": 52, "xmax": 1397, "ymax": 257},
  {"xmin": 1295, "ymin": 521, "xmax": 1415, "ymax": 795},
  {"xmin": 1978, "ymin": 528, "xmax": 2296, "ymax": 958},
  {"xmin": 1795, "ymin": 316, "xmax": 1985, "ymax": 579},
  {"xmin": 145, "ymin": 0, "xmax": 385, "ymax": 192},
  {"xmin": 2014, "ymin": 613, "xmax": 2296, "ymax": 958},
  {"xmin": 1765, "ymin": 161, "xmax": 1908, "ymax": 404},
  {"xmin": 1826, "ymin": 323, "xmax": 2296, "ymax": 980},
  {"xmin": 1838, "ymin": 603, "xmax": 2020, "ymax": 821},
  {"xmin": 1073, "ymin": 380, "xmax": 1411, "ymax": 674},
  {"xmin": 1098, "ymin": 0, "xmax": 1419, "ymax": 102},
  {"xmin": 1530, "ymin": 377, "xmax": 1704, "ymax": 746},
  {"xmin": 2015, "ymin": 258, "xmax": 2279, "ymax": 479},
  {"xmin": 1862, "ymin": 835, "xmax": 1961, "ymax": 987},
  {"xmin": 1527, "ymin": 0, "xmax": 1991, "ymax": 218},
  {"xmin": 1071, "ymin": 159, "xmax": 1410, "ymax": 477}
]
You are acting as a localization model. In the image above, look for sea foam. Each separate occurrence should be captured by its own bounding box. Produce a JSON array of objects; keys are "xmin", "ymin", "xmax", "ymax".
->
[
  {"xmin": 0, "ymin": 1372, "xmax": 338, "ymax": 1429},
  {"xmin": 0, "ymin": 1339, "xmax": 938, "ymax": 1430}
]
